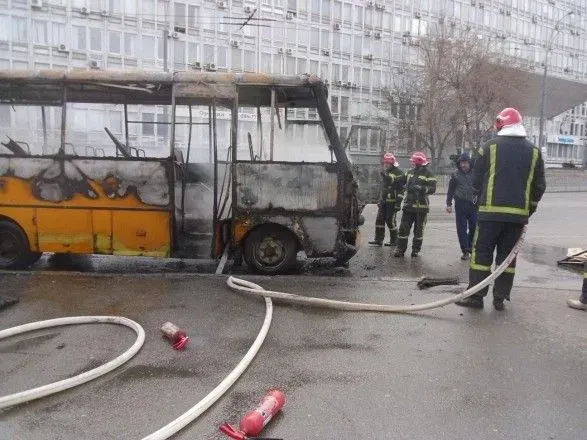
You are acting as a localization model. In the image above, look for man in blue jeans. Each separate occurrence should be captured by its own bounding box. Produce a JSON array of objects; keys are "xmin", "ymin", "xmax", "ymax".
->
[
  {"xmin": 446, "ymin": 152, "xmax": 477, "ymax": 260},
  {"xmin": 567, "ymin": 262, "xmax": 587, "ymax": 311}
]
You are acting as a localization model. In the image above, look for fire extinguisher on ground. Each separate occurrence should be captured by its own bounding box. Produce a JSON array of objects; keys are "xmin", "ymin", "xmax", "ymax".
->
[{"xmin": 219, "ymin": 389, "xmax": 285, "ymax": 440}]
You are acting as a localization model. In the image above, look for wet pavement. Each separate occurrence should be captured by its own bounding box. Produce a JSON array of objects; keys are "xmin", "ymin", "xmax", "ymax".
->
[{"xmin": 0, "ymin": 192, "xmax": 586, "ymax": 439}]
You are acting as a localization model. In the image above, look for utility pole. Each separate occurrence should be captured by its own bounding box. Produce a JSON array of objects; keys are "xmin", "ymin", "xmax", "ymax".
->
[{"xmin": 538, "ymin": 10, "xmax": 574, "ymax": 150}]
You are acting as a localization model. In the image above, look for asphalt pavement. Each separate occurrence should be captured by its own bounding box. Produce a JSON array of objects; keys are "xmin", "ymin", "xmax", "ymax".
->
[{"xmin": 0, "ymin": 192, "xmax": 586, "ymax": 440}]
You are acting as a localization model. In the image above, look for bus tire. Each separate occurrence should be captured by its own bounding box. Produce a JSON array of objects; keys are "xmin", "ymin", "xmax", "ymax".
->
[
  {"xmin": 243, "ymin": 225, "xmax": 298, "ymax": 275},
  {"xmin": 0, "ymin": 220, "xmax": 39, "ymax": 270}
]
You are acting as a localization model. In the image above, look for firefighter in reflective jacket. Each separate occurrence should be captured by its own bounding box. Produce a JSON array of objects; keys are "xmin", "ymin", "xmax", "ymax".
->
[
  {"xmin": 456, "ymin": 108, "xmax": 546, "ymax": 311},
  {"xmin": 394, "ymin": 152, "xmax": 437, "ymax": 258},
  {"xmin": 368, "ymin": 153, "xmax": 405, "ymax": 246}
]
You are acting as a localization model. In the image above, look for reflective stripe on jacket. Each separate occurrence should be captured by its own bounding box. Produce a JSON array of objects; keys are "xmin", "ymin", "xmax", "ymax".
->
[{"xmin": 473, "ymin": 136, "xmax": 546, "ymax": 224}]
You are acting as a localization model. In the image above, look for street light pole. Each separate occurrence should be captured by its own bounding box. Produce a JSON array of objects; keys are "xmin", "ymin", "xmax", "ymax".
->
[{"xmin": 538, "ymin": 10, "xmax": 574, "ymax": 150}]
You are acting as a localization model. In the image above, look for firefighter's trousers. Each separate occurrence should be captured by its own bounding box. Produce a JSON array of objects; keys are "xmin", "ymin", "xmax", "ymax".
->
[
  {"xmin": 468, "ymin": 221, "xmax": 524, "ymax": 300},
  {"xmin": 373, "ymin": 201, "xmax": 399, "ymax": 244},
  {"xmin": 396, "ymin": 210, "xmax": 427, "ymax": 254}
]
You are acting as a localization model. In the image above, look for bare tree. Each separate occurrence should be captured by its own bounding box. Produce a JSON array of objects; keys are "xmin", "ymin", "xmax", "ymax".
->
[{"xmin": 384, "ymin": 27, "xmax": 525, "ymax": 170}]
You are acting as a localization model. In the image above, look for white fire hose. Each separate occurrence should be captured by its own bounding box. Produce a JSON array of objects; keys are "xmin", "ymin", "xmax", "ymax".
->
[
  {"xmin": 0, "ymin": 316, "xmax": 145, "ymax": 409},
  {"xmin": 226, "ymin": 225, "xmax": 527, "ymax": 313},
  {"xmin": 0, "ymin": 226, "xmax": 525, "ymax": 438}
]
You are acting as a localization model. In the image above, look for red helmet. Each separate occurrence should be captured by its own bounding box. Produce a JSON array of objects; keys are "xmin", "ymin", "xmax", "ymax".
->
[
  {"xmin": 495, "ymin": 107, "xmax": 522, "ymax": 131},
  {"xmin": 410, "ymin": 152, "xmax": 429, "ymax": 166},
  {"xmin": 383, "ymin": 152, "xmax": 397, "ymax": 165}
]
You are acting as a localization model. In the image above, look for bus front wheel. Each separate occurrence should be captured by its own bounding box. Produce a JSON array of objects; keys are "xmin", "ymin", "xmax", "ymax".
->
[
  {"xmin": 0, "ymin": 221, "xmax": 41, "ymax": 270},
  {"xmin": 243, "ymin": 225, "xmax": 298, "ymax": 275}
]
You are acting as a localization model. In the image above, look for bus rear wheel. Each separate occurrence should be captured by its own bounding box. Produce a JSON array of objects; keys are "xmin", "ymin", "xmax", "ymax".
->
[
  {"xmin": 0, "ymin": 221, "xmax": 40, "ymax": 270},
  {"xmin": 243, "ymin": 225, "xmax": 298, "ymax": 275}
]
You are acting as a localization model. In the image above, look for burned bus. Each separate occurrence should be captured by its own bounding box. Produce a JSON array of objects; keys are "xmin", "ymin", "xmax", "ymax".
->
[{"xmin": 0, "ymin": 70, "xmax": 362, "ymax": 274}]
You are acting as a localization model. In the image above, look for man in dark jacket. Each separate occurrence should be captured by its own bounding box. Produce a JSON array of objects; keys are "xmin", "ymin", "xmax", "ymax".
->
[
  {"xmin": 446, "ymin": 152, "xmax": 477, "ymax": 260},
  {"xmin": 369, "ymin": 153, "xmax": 405, "ymax": 246},
  {"xmin": 456, "ymin": 108, "xmax": 546, "ymax": 311},
  {"xmin": 394, "ymin": 152, "xmax": 437, "ymax": 258}
]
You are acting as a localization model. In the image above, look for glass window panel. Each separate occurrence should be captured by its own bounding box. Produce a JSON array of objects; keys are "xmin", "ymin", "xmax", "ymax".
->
[
  {"xmin": 12, "ymin": 17, "xmax": 28, "ymax": 42},
  {"xmin": 109, "ymin": 30, "xmax": 121, "ymax": 53},
  {"xmin": 125, "ymin": 0, "xmax": 137, "ymax": 15},
  {"xmin": 0, "ymin": 16, "xmax": 8, "ymax": 41},
  {"xmin": 231, "ymin": 47, "xmax": 242, "ymax": 70},
  {"xmin": 188, "ymin": 42, "xmax": 200, "ymax": 62},
  {"xmin": 174, "ymin": 40, "xmax": 186, "ymax": 66},
  {"xmin": 311, "ymin": 27, "xmax": 319, "ymax": 49},
  {"xmin": 321, "ymin": 29, "xmax": 330, "ymax": 48},
  {"xmin": 322, "ymin": 0, "xmax": 330, "ymax": 19},
  {"xmin": 175, "ymin": 2, "xmax": 186, "ymax": 27},
  {"xmin": 73, "ymin": 26, "xmax": 86, "ymax": 50},
  {"xmin": 297, "ymin": 58, "xmax": 306, "ymax": 72},
  {"xmin": 142, "ymin": 113, "xmax": 155, "ymax": 136},
  {"xmin": 90, "ymin": 28, "xmax": 102, "ymax": 51},
  {"xmin": 217, "ymin": 46, "xmax": 227, "ymax": 67},
  {"xmin": 124, "ymin": 33, "xmax": 136, "ymax": 56},
  {"xmin": 32, "ymin": 20, "xmax": 48, "ymax": 45},
  {"xmin": 142, "ymin": 35, "xmax": 155, "ymax": 58},
  {"xmin": 52, "ymin": 23, "xmax": 66, "ymax": 46},
  {"xmin": 244, "ymin": 50, "xmax": 255, "ymax": 71},
  {"xmin": 204, "ymin": 44, "xmax": 214, "ymax": 63},
  {"xmin": 188, "ymin": 5, "xmax": 199, "ymax": 28}
]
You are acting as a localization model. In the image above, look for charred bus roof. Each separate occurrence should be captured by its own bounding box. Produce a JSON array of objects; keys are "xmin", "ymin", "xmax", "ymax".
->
[{"xmin": 0, "ymin": 70, "xmax": 328, "ymax": 107}]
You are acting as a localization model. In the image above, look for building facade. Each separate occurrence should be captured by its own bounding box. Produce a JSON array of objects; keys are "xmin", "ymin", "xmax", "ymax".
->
[{"xmin": 0, "ymin": 0, "xmax": 586, "ymax": 164}]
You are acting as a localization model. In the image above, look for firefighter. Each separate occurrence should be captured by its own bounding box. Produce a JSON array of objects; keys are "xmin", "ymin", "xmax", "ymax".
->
[
  {"xmin": 368, "ymin": 153, "xmax": 405, "ymax": 246},
  {"xmin": 456, "ymin": 107, "xmax": 546, "ymax": 311},
  {"xmin": 394, "ymin": 152, "xmax": 437, "ymax": 258},
  {"xmin": 567, "ymin": 262, "xmax": 587, "ymax": 311},
  {"xmin": 446, "ymin": 152, "xmax": 477, "ymax": 260}
]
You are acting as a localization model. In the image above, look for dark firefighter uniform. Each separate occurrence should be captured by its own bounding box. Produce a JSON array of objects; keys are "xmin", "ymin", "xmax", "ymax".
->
[
  {"xmin": 460, "ymin": 136, "xmax": 546, "ymax": 308},
  {"xmin": 395, "ymin": 166, "xmax": 437, "ymax": 257},
  {"xmin": 371, "ymin": 166, "xmax": 405, "ymax": 246}
]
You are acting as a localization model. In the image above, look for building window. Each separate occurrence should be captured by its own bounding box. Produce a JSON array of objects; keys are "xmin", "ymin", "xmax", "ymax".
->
[
  {"xmin": 231, "ymin": 47, "xmax": 242, "ymax": 70},
  {"xmin": 90, "ymin": 28, "xmax": 102, "ymax": 51},
  {"xmin": 109, "ymin": 31, "xmax": 121, "ymax": 54},
  {"xmin": 0, "ymin": 16, "xmax": 8, "ymax": 41},
  {"xmin": 52, "ymin": 23, "xmax": 66, "ymax": 46},
  {"xmin": 142, "ymin": 112, "xmax": 155, "ymax": 135},
  {"xmin": 12, "ymin": 17, "xmax": 28, "ymax": 43},
  {"xmin": 73, "ymin": 26, "xmax": 86, "ymax": 50},
  {"xmin": 124, "ymin": 0, "xmax": 138, "ymax": 15},
  {"xmin": 203, "ymin": 44, "xmax": 214, "ymax": 64},
  {"xmin": 188, "ymin": 42, "xmax": 200, "ymax": 62},
  {"xmin": 217, "ymin": 46, "xmax": 227, "ymax": 67},
  {"xmin": 341, "ymin": 96, "xmax": 349, "ymax": 116},
  {"xmin": 331, "ymin": 95, "xmax": 339, "ymax": 113},
  {"xmin": 32, "ymin": 20, "xmax": 48, "ymax": 45},
  {"xmin": 174, "ymin": 40, "xmax": 186, "ymax": 67},
  {"xmin": 175, "ymin": 2, "xmax": 187, "ymax": 28},
  {"xmin": 245, "ymin": 50, "xmax": 256, "ymax": 72},
  {"xmin": 124, "ymin": 33, "xmax": 136, "ymax": 56},
  {"xmin": 142, "ymin": 35, "xmax": 155, "ymax": 59},
  {"xmin": 188, "ymin": 5, "xmax": 199, "ymax": 28}
]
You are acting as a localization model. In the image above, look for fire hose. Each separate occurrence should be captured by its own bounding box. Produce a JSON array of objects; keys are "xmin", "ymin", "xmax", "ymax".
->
[
  {"xmin": 0, "ymin": 226, "xmax": 526, "ymax": 438},
  {"xmin": 226, "ymin": 225, "xmax": 527, "ymax": 313}
]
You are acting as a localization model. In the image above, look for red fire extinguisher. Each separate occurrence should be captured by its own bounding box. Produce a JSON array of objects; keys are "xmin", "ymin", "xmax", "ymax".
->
[{"xmin": 219, "ymin": 389, "xmax": 286, "ymax": 440}]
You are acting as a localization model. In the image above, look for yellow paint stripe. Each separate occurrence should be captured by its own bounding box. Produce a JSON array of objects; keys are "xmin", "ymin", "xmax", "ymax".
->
[
  {"xmin": 487, "ymin": 143, "xmax": 497, "ymax": 206},
  {"xmin": 524, "ymin": 148, "xmax": 539, "ymax": 212}
]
